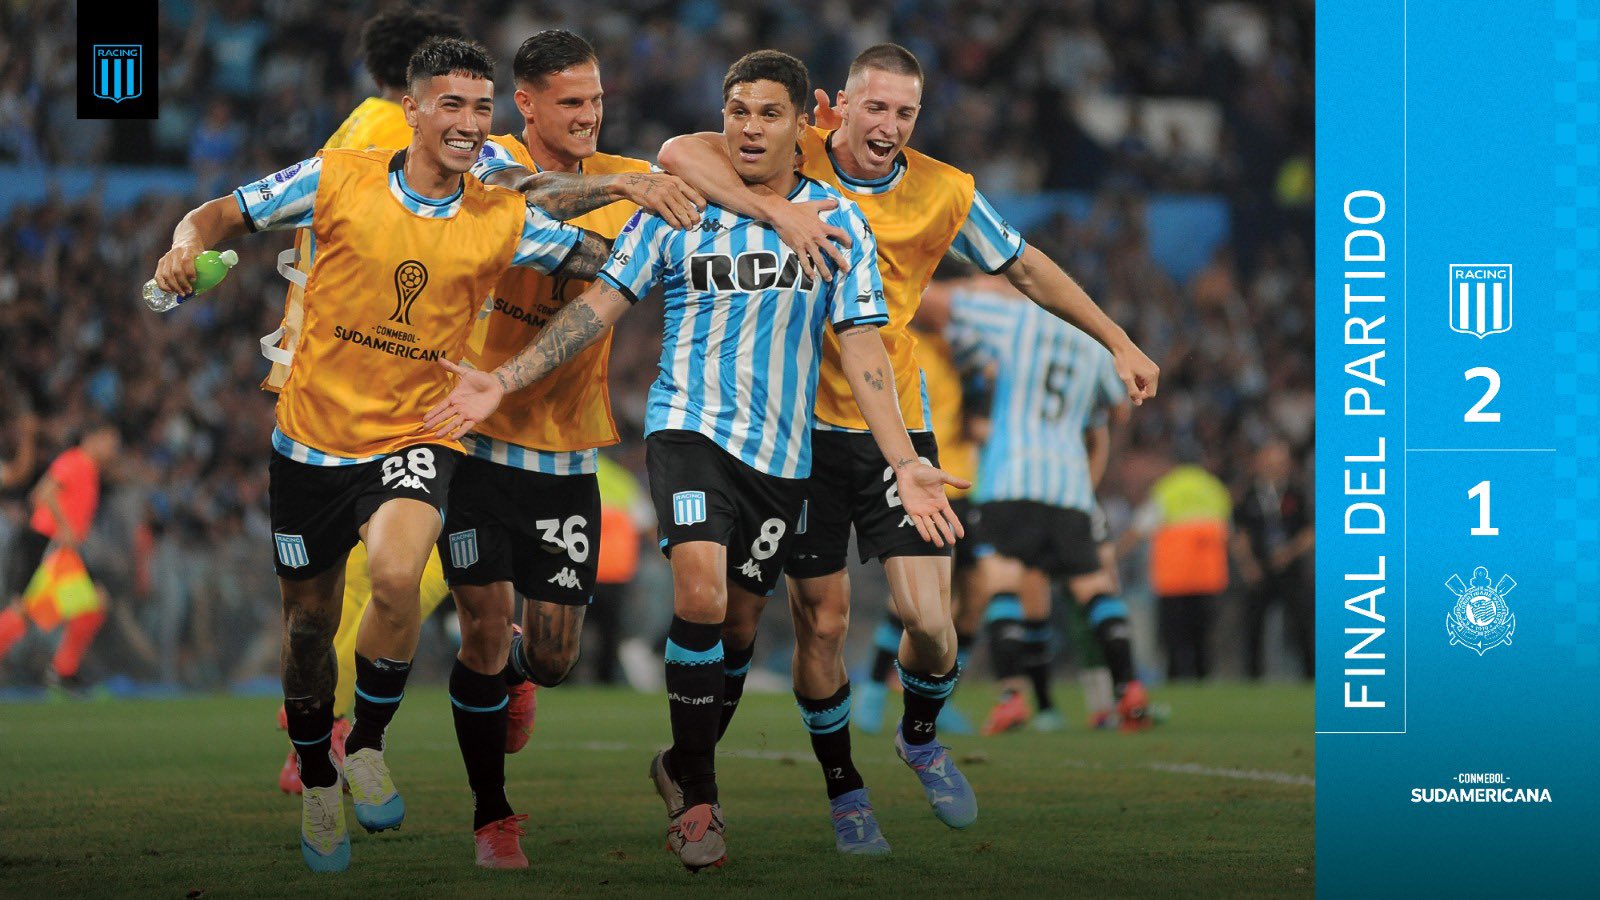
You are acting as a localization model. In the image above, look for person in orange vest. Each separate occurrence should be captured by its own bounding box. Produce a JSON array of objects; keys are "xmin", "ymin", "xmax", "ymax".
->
[
  {"xmin": 1123, "ymin": 452, "xmax": 1232, "ymax": 681},
  {"xmin": 0, "ymin": 421, "xmax": 120, "ymax": 689},
  {"xmin": 587, "ymin": 454, "xmax": 646, "ymax": 684}
]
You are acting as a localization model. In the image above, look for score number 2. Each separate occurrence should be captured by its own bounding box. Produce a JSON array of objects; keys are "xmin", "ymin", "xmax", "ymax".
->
[{"xmin": 1463, "ymin": 369, "xmax": 1501, "ymax": 536}]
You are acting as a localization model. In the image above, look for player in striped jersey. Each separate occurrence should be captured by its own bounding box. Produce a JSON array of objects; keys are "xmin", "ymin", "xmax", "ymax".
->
[
  {"xmin": 152, "ymin": 39, "xmax": 618, "ymax": 873},
  {"xmin": 262, "ymin": 3, "xmax": 468, "ymax": 800},
  {"xmin": 657, "ymin": 43, "xmax": 1157, "ymax": 849},
  {"xmin": 426, "ymin": 50, "xmax": 967, "ymax": 871},
  {"xmin": 928, "ymin": 277, "xmax": 1149, "ymax": 732},
  {"xmin": 433, "ymin": 30, "xmax": 704, "ymax": 869}
]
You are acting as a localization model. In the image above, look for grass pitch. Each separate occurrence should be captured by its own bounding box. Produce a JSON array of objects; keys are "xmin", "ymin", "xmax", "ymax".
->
[{"xmin": 0, "ymin": 683, "xmax": 1312, "ymax": 897}]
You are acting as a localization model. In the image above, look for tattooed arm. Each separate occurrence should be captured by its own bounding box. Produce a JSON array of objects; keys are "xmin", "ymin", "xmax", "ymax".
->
[
  {"xmin": 424, "ymin": 282, "xmax": 633, "ymax": 440},
  {"xmin": 552, "ymin": 227, "xmax": 615, "ymax": 281},
  {"xmin": 486, "ymin": 165, "xmax": 706, "ymax": 229},
  {"xmin": 836, "ymin": 323, "xmax": 970, "ymax": 546}
]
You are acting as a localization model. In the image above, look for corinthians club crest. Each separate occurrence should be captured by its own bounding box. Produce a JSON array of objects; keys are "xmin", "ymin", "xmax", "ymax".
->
[{"xmin": 1445, "ymin": 566, "xmax": 1516, "ymax": 655}]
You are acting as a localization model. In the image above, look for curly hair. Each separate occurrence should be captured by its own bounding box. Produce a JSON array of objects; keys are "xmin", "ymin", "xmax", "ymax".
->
[{"xmin": 360, "ymin": 6, "xmax": 469, "ymax": 91}]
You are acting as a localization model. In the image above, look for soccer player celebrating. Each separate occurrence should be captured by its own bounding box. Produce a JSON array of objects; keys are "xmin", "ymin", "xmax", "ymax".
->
[
  {"xmin": 263, "ymin": 2, "xmax": 469, "ymax": 799},
  {"xmin": 426, "ymin": 50, "xmax": 966, "ymax": 872},
  {"xmin": 925, "ymin": 278, "xmax": 1148, "ymax": 734},
  {"xmin": 150, "ymin": 38, "xmax": 614, "ymax": 873},
  {"xmin": 434, "ymin": 29, "xmax": 702, "ymax": 868},
  {"xmin": 657, "ymin": 43, "xmax": 1158, "ymax": 851}
]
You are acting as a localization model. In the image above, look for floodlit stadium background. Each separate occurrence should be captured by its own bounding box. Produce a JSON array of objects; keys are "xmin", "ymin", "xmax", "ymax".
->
[{"xmin": 0, "ymin": 0, "xmax": 1313, "ymax": 695}]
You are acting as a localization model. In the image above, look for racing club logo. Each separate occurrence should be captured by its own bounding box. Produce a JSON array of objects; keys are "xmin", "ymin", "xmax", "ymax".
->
[
  {"xmin": 1445, "ymin": 566, "xmax": 1517, "ymax": 655},
  {"xmin": 92, "ymin": 45, "xmax": 143, "ymax": 103},
  {"xmin": 391, "ymin": 260, "xmax": 428, "ymax": 325}
]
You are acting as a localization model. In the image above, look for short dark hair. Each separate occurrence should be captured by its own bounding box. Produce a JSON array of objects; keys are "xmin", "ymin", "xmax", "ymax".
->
[
  {"xmin": 513, "ymin": 30, "xmax": 598, "ymax": 85},
  {"xmin": 722, "ymin": 50, "xmax": 809, "ymax": 111},
  {"xmin": 406, "ymin": 37, "xmax": 496, "ymax": 92},
  {"xmin": 848, "ymin": 43, "xmax": 924, "ymax": 85},
  {"xmin": 360, "ymin": 6, "xmax": 468, "ymax": 91}
]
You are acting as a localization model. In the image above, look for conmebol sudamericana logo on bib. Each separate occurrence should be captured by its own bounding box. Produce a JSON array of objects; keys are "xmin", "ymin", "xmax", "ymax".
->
[
  {"xmin": 1445, "ymin": 566, "xmax": 1517, "ymax": 655},
  {"xmin": 1448, "ymin": 264, "xmax": 1513, "ymax": 338},
  {"xmin": 92, "ymin": 45, "xmax": 142, "ymax": 103}
]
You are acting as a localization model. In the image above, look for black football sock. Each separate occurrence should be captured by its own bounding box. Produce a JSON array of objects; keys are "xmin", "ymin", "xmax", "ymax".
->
[
  {"xmin": 898, "ymin": 661, "xmax": 958, "ymax": 746},
  {"xmin": 1085, "ymin": 594, "xmax": 1137, "ymax": 698},
  {"xmin": 503, "ymin": 629, "xmax": 530, "ymax": 687},
  {"xmin": 449, "ymin": 660, "xmax": 514, "ymax": 829},
  {"xmin": 718, "ymin": 633, "xmax": 756, "ymax": 740},
  {"xmin": 345, "ymin": 654, "xmax": 411, "ymax": 755},
  {"xmin": 797, "ymin": 682, "xmax": 865, "ymax": 799},
  {"xmin": 664, "ymin": 616, "xmax": 723, "ymax": 808},
  {"xmin": 1021, "ymin": 617, "xmax": 1055, "ymax": 712},
  {"xmin": 284, "ymin": 694, "xmax": 338, "ymax": 789},
  {"xmin": 869, "ymin": 615, "xmax": 903, "ymax": 683}
]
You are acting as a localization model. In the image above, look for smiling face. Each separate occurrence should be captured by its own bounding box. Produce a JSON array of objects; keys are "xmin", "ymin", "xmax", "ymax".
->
[
  {"xmin": 722, "ymin": 79, "xmax": 803, "ymax": 189},
  {"xmin": 516, "ymin": 61, "xmax": 602, "ymax": 170},
  {"xmin": 837, "ymin": 67, "xmax": 923, "ymax": 179},
  {"xmin": 403, "ymin": 72, "xmax": 495, "ymax": 175}
]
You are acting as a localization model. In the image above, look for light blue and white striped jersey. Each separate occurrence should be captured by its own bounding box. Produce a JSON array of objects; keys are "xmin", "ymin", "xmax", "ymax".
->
[
  {"xmin": 947, "ymin": 289, "xmax": 1125, "ymax": 511},
  {"xmin": 233, "ymin": 152, "xmax": 581, "ymax": 272},
  {"xmin": 598, "ymin": 175, "xmax": 889, "ymax": 479}
]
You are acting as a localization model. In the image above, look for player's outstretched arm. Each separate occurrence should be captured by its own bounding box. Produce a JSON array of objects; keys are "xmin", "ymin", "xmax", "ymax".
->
[
  {"xmin": 836, "ymin": 324, "xmax": 971, "ymax": 547},
  {"xmin": 486, "ymin": 165, "xmax": 706, "ymax": 229},
  {"xmin": 153, "ymin": 196, "xmax": 251, "ymax": 295},
  {"xmin": 658, "ymin": 132, "xmax": 851, "ymax": 280},
  {"xmin": 424, "ymin": 282, "xmax": 632, "ymax": 440},
  {"xmin": 1005, "ymin": 245, "xmax": 1161, "ymax": 405}
]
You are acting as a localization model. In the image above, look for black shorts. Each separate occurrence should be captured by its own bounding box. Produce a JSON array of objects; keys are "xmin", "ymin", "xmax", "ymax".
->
[
  {"xmin": 438, "ymin": 456, "xmax": 600, "ymax": 606},
  {"xmin": 269, "ymin": 444, "xmax": 460, "ymax": 580},
  {"xmin": 786, "ymin": 429, "xmax": 950, "ymax": 579},
  {"xmin": 4, "ymin": 527, "xmax": 51, "ymax": 598},
  {"xmin": 978, "ymin": 500, "xmax": 1103, "ymax": 578},
  {"xmin": 646, "ymin": 429, "xmax": 806, "ymax": 597}
]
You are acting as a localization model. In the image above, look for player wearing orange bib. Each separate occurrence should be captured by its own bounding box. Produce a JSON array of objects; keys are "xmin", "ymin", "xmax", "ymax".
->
[
  {"xmin": 259, "ymin": 5, "xmax": 467, "ymax": 800},
  {"xmin": 151, "ymin": 38, "xmax": 615, "ymax": 874},
  {"xmin": 431, "ymin": 30, "xmax": 700, "ymax": 869},
  {"xmin": 658, "ymin": 43, "xmax": 1159, "ymax": 852}
]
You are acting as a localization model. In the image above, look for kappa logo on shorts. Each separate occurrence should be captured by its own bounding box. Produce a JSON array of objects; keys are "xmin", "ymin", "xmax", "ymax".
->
[
  {"xmin": 673, "ymin": 491, "xmax": 707, "ymax": 526},
  {"xmin": 548, "ymin": 567, "xmax": 581, "ymax": 589},
  {"xmin": 448, "ymin": 529, "xmax": 479, "ymax": 569},
  {"xmin": 738, "ymin": 559, "xmax": 763, "ymax": 581},
  {"xmin": 274, "ymin": 533, "xmax": 309, "ymax": 569}
]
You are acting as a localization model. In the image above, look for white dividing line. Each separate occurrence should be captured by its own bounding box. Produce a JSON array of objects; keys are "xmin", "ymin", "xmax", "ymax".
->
[{"xmin": 541, "ymin": 741, "xmax": 1314, "ymax": 788}]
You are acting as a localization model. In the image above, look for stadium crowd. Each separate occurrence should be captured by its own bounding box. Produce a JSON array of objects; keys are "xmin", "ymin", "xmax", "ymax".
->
[{"xmin": 0, "ymin": 0, "xmax": 1313, "ymax": 689}]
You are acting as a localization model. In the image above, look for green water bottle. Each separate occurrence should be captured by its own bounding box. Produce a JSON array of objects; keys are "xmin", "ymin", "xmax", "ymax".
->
[{"xmin": 142, "ymin": 249, "xmax": 240, "ymax": 312}]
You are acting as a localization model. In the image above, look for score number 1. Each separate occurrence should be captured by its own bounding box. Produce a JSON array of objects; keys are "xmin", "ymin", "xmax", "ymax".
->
[{"xmin": 1463, "ymin": 368, "xmax": 1501, "ymax": 537}]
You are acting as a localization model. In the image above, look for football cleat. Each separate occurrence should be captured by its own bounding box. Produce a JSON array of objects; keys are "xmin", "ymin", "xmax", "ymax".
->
[
  {"xmin": 344, "ymin": 747, "xmax": 405, "ymax": 832},
  {"xmin": 854, "ymin": 679, "xmax": 888, "ymax": 735},
  {"xmin": 935, "ymin": 702, "xmax": 975, "ymax": 735},
  {"xmin": 895, "ymin": 724, "xmax": 978, "ymax": 829},
  {"xmin": 648, "ymin": 749, "xmax": 685, "ymax": 816},
  {"xmin": 474, "ymin": 813, "xmax": 530, "ymax": 869},
  {"xmin": 665, "ymin": 802, "xmax": 727, "ymax": 872},
  {"xmin": 299, "ymin": 756, "xmax": 350, "ymax": 873},
  {"xmin": 279, "ymin": 745, "xmax": 303, "ymax": 795},
  {"xmin": 829, "ymin": 788, "xmax": 891, "ymax": 855},
  {"xmin": 1031, "ymin": 709, "xmax": 1066, "ymax": 733},
  {"xmin": 505, "ymin": 625, "xmax": 539, "ymax": 754},
  {"xmin": 980, "ymin": 691, "xmax": 1030, "ymax": 736},
  {"xmin": 1118, "ymin": 681, "xmax": 1153, "ymax": 732}
]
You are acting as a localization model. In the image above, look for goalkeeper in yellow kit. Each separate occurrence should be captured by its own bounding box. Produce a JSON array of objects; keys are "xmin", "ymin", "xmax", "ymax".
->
[{"xmin": 266, "ymin": 6, "xmax": 468, "ymax": 795}]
